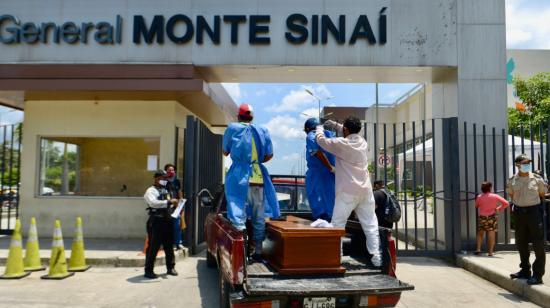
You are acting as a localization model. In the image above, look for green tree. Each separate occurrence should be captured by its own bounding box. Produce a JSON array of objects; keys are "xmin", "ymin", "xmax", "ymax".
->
[{"xmin": 508, "ymin": 72, "xmax": 550, "ymax": 141}]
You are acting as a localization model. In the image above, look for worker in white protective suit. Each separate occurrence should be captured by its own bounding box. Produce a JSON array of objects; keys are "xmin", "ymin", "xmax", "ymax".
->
[{"xmin": 315, "ymin": 117, "xmax": 381, "ymax": 267}]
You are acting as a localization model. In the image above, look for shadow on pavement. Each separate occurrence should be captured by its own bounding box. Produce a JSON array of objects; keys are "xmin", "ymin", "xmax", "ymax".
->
[
  {"xmin": 498, "ymin": 292, "xmax": 530, "ymax": 304},
  {"xmin": 197, "ymin": 258, "xmax": 219, "ymax": 308},
  {"xmin": 126, "ymin": 274, "xmax": 163, "ymax": 284},
  {"xmin": 397, "ymin": 257, "xmax": 455, "ymax": 267}
]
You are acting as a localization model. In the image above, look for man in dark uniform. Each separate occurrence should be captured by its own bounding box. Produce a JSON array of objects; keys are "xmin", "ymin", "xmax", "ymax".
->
[
  {"xmin": 143, "ymin": 170, "xmax": 179, "ymax": 279},
  {"xmin": 508, "ymin": 154, "xmax": 547, "ymax": 285},
  {"xmin": 373, "ymin": 180, "xmax": 394, "ymax": 273}
]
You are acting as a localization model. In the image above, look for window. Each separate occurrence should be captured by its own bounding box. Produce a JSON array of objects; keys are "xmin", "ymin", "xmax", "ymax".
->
[{"xmin": 39, "ymin": 137, "xmax": 160, "ymax": 197}]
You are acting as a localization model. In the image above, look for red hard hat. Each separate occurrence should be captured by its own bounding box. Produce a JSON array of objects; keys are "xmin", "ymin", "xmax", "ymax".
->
[{"xmin": 238, "ymin": 103, "xmax": 254, "ymax": 118}]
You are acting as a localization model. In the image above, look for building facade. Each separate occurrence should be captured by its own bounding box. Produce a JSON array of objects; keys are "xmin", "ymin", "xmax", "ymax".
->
[{"xmin": 0, "ymin": 1, "xmax": 508, "ymax": 246}]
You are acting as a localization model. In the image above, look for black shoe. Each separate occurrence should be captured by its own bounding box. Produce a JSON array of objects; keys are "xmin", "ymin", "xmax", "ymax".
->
[
  {"xmin": 526, "ymin": 276, "xmax": 543, "ymax": 285},
  {"xmin": 144, "ymin": 272, "xmax": 158, "ymax": 279},
  {"xmin": 250, "ymin": 254, "xmax": 263, "ymax": 263},
  {"xmin": 510, "ymin": 271, "xmax": 531, "ymax": 280},
  {"xmin": 167, "ymin": 268, "xmax": 178, "ymax": 276}
]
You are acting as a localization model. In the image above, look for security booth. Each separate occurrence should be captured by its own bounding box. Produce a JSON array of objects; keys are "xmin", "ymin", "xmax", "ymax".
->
[{"xmin": 0, "ymin": 64, "xmax": 235, "ymax": 238}]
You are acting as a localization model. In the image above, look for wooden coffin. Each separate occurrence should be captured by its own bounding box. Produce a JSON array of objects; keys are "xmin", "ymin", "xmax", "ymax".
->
[{"xmin": 263, "ymin": 216, "xmax": 346, "ymax": 275}]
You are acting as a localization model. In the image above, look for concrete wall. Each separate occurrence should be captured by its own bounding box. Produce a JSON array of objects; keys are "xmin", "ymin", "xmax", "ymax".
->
[{"xmin": 20, "ymin": 100, "xmax": 193, "ymax": 238}]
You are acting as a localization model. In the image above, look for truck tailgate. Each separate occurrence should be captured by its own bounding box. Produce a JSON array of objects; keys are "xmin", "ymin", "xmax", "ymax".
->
[
  {"xmin": 244, "ymin": 257, "xmax": 413, "ymax": 296},
  {"xmin": 245, "ymin": 274, "xmax": 413, "ymax": 296}
]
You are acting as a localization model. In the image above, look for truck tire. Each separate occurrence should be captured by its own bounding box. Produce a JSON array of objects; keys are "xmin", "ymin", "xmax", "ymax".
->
[
  {"xmin": 207, "ymin": 250, "xmax": 217, "ymax": 268},
  {"xmin": 219, "ymin": 268, "xmax": 230, "ymax": 308}
]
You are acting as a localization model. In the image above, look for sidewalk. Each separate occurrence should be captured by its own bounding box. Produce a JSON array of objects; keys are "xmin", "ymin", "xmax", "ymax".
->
[
  {"xmin": 457, "ymin": 251, "xmax": 550, "ymax": 308},
  {"xmin": 0, "ymin": 236, "xmax": 188, "ymax": 268}
]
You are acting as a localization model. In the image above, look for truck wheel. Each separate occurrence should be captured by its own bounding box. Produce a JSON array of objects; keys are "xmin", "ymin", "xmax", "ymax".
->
[
  {"xmin": 207, "ymin": 250, "xmax": 217, "ymax": 268},
  {"xmin": 219, "ymin": 268, "xmax": 230, "ymax": 308}
]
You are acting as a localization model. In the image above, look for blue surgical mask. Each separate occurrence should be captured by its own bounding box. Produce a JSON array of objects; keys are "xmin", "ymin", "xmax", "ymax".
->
[{"xmin": 520, "ymin": 164, "xmax": 531, "ymax": 173}]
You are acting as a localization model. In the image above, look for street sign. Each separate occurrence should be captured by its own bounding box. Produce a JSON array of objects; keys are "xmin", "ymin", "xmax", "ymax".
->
[{"xmin": 378, "ymin": 154, "xmax": 392, "ymax": 167}]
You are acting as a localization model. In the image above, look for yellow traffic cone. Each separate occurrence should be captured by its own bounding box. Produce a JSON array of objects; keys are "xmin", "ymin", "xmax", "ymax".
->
[
  {"xmin": 24, "ymin": 217, "xmax": 45, "ymax": 271},
  {"xmin": 68, "ymin": 217, "xmax": 91, "ymax": 272},
  {"xmin": 0, "ymin": 219, "xmax": 31, "ymax": 279},
  {"xmin": 41, "ymin": 220, "xmax": 74, "ymax": 280}
]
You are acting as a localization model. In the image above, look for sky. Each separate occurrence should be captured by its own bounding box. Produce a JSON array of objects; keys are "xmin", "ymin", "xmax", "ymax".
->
[{"xmin": 220, "ymin": 0, "xmax": 550, "ymax": 175}]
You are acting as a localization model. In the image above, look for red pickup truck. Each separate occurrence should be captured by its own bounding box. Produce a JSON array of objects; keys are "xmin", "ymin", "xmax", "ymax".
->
[{"xmin": 202, "ymin": 183, "xmax": 413, "ymax": 308}]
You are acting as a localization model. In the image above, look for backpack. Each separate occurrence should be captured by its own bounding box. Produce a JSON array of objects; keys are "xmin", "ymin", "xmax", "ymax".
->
[{"xmin": 381, "ymin": 188, "xmax": 402, "ymax": 223}]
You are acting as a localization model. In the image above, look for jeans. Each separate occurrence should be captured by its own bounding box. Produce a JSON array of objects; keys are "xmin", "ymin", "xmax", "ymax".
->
[
  {"xmin": 228, "ymin": 186, "xmax": 265, "ymax": 253},
  {"xmin": 173, "ymin": 216, "xmax": 182, "ymax": 246}
]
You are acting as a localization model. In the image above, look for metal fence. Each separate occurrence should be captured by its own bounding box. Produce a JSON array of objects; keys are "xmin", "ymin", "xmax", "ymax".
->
[
  {"xmin": 365, "ymin": 118, "xmax": 550, "ymax": 255},
  {"xmin": 0, "ymin": 124, "xmax": 22, "ymax": 235}
]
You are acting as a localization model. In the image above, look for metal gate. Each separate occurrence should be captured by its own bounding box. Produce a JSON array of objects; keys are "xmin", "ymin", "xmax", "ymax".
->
[
  {"xmin": 365, "ymin": 117, "xmax": 549, "ymax": 256},
  {"xmin": 183, "ymin": 116, "xmax": 223, "ymax": 254},
  {"xmin": 0, "ymin": 124, "xmax": 22, "ymax": 235},
  {"xmin": 363, "ymin": 118, "xmax": 460, "ymax": 256}
]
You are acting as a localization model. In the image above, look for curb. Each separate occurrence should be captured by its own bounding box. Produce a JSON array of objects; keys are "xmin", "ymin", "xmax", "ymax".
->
[
  {"xmin": 0, "ymin": 247, "xmax": 188, "ymax": 268},
  {"xmin": 456, "ymin": 254, "xmax": 550, "ymax": 308}
]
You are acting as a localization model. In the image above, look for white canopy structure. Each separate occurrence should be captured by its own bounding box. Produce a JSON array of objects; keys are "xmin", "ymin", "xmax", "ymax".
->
[{"xmin": 393, "ymin": 136, "xmax": 546, "ymax": 188}]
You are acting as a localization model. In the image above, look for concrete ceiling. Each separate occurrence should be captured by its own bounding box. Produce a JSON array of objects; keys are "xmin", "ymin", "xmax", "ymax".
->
[{"xmin": 197, "ymin": 66, "xmax": 457, "ymax": 83}]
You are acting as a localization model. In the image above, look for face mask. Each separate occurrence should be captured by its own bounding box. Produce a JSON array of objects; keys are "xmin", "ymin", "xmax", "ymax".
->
[
  {"xmin": 520, "ymin": 164, "xmax": 531, "ymax": 173},
  {"xmin": 159, "ymin": 180, "xmax": 168, "ymax": 186},
  {"xmin": 166, "ymin": 171, "xmax": 175, "ymax": 178}
]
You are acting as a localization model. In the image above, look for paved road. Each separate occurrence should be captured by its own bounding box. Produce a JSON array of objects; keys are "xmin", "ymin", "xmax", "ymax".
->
[{"xmin": 0, "ymin": 255, "xmax": 539, "ymax": 308}]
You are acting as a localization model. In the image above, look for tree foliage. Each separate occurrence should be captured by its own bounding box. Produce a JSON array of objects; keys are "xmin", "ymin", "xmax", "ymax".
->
[{"xmin": 508, "ymin": 73, "xmax": 550, "ymax": 140}]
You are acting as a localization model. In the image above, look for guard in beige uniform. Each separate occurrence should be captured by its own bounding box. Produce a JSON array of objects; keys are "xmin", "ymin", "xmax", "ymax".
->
[{"xmin": 507, "ymin": 154, "xmax": 547, "ymax": 285}]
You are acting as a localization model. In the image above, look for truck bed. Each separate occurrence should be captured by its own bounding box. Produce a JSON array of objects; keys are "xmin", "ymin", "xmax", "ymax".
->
[{"xmin": 244, "ymin": 256, "xmax": 414, "ymax": 296}]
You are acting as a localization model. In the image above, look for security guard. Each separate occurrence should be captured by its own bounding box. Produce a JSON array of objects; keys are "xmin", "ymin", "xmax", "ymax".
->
[
  {"xmin": 143, "ymin": 170, "xmax": 179, "ymax": 279},
  {"xmin": 507, "ymin": 154, "xmax": 547, "ymax": 285}
]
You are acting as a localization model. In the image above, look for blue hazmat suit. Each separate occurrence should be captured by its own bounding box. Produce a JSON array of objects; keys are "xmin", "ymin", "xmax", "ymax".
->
[
  {"xmin": 305, "ymin": 130, "xmax": 336, "ymax": 221},
  {"xmin": 223, "ymin": 122, "xmax": 280, "ymax": 244}
]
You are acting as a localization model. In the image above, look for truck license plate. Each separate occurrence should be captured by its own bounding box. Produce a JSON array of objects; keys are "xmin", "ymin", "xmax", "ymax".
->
[{"xmin": 303, "ymin": 297, "xmax": 336, "ymax": 308}]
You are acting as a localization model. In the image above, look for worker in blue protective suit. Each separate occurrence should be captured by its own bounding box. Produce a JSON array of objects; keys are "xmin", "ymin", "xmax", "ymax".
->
[
  {"xmin": 304, "ymin": 118, "xmax": 336, "ymax": 222},
  {"xmin": 223, "ymin": 103, "xmax": 280, "ymax": 261}
]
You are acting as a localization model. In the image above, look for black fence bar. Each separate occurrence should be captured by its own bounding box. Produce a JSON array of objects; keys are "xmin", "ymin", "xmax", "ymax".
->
[
  {"xmin": 464, "ymin": 122, "xmax": 470, "ymax": 247},
  {"xmin": 17, "ymin": 124, "xmax": 22, "ymax": 221},
  {"xmin": 422, "ymin": 120, "xmax": 427, "ymax": 250},
  {"xmin": 492, "ymin": 127, "xmax": 497, "ymax": 198},
  {"xmin": 383, "ymin": 123, "xmax": 387, "ymax": 185},
  {"xmin": 539, "ymin": 123, "xmax": 546, "ymax": 179},
  {"xmin": 412, "ymin": 121, "xmax": 418, "ymax": 250},
  {"xmin": 547, "ymin": 118, "xmax": 550, "ymax": 177},
  {"xmin": 483, "ymin": 125, "xmax": 487, "ymax": 181},
  {"xmin": 530, "ymin": 124, "xmax": 535, "ymax": 171},
  {"xmin": 511, "ymin": 128, "xmax": 516, "ymax": 174},
  {"xmin": 393, "ymin": 123, "xmax": 398, "ymax": 251},
  {"xmin": 374, "ymin": 123, "xmax": 378, "ymax": 180},
  {"xmin": 520, "ymin": 125, "xmax": 525, "ymax": 154},
  {"xmin": 502, "ymin": 129, "xmax": 509, "ymax": 244},
  {"xmin": 529, "ymin": 123, "xmax": 537, "ymax": 171},
  {"xmin": 6, "ymin": 125, "xmax": 14, "ymax": 230},
  {"xmin": 0, "ymin": 126, "xmax": 6, "ymax": 228},
  {"xmin": 492, "ymin": 127, "xmax": 498, "ymax": 247},
  {"xmin": 432, "ymin": 119, "xmax": 438, "ymax": 250},
  {"xmin": 473, "ymin": 124, "xmax": 479, "ymax": 232},
  {"xmin": 402, "ymin": 122, "xmax": 408, "ymax": 250}
]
